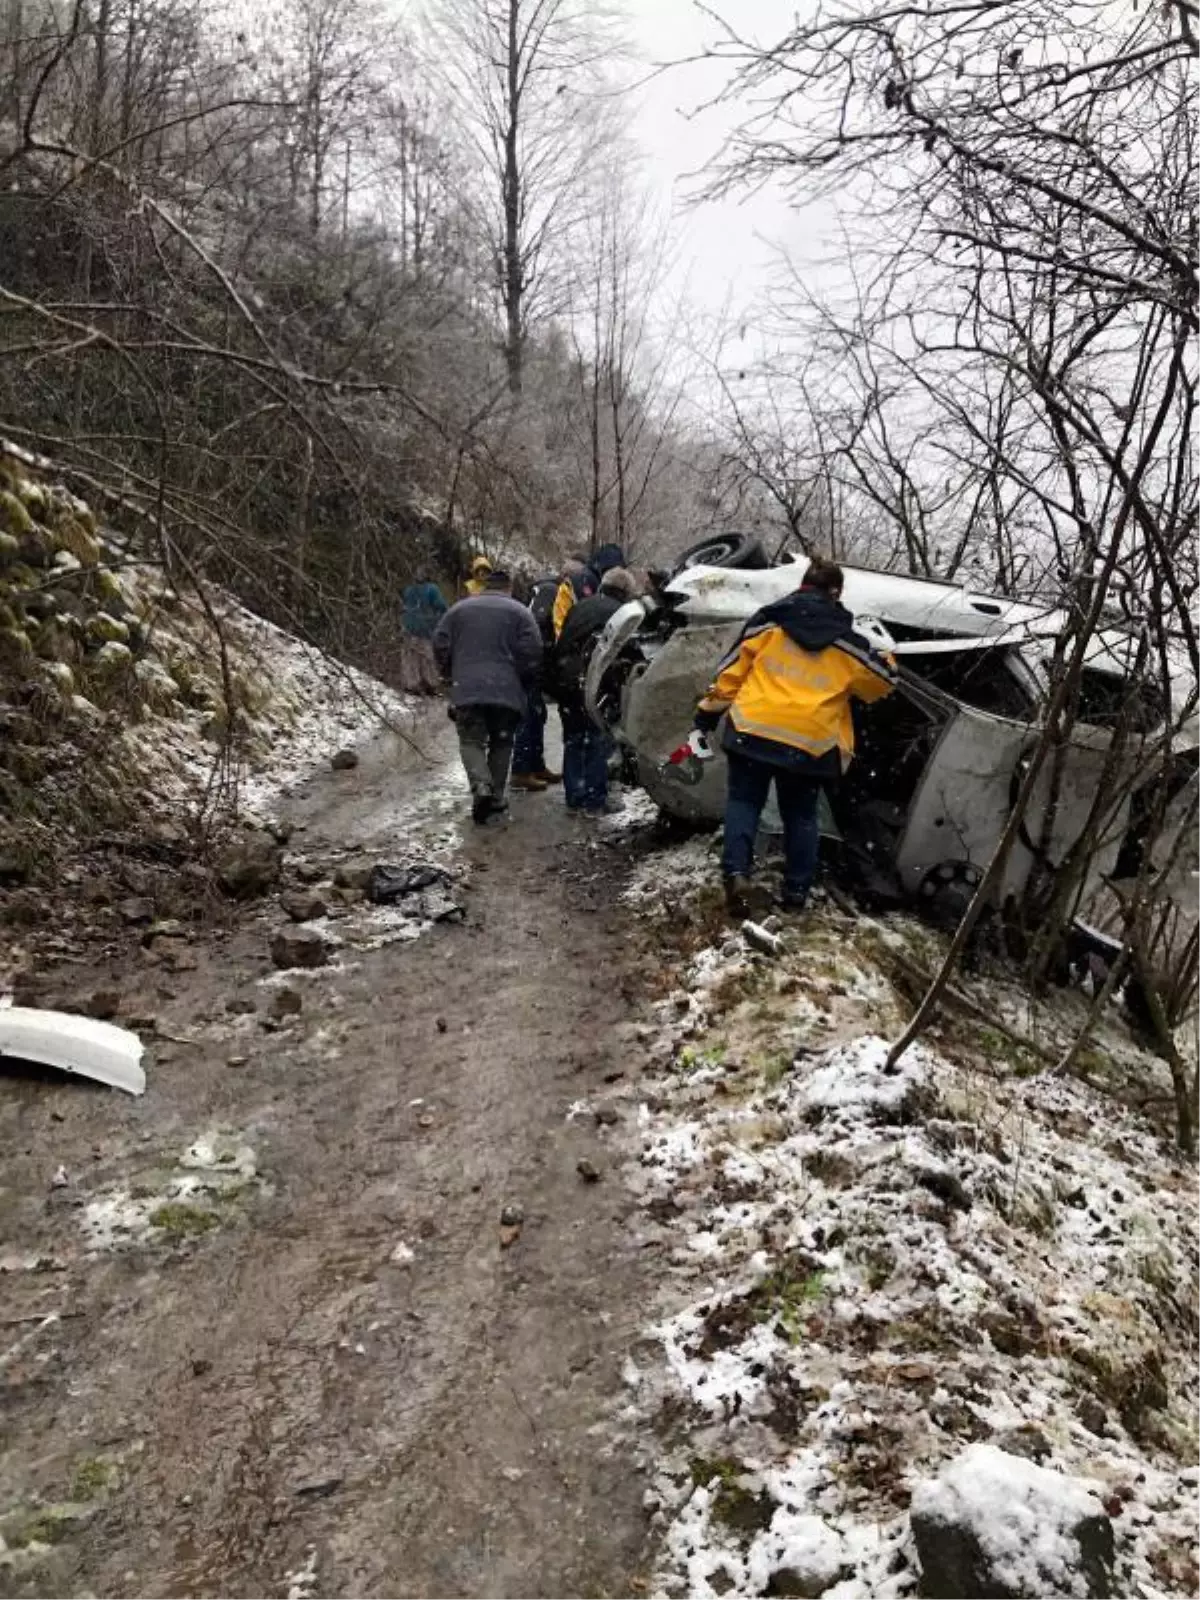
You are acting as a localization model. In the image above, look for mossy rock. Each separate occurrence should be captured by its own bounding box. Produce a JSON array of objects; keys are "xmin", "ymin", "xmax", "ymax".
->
[
  {"xmin": 38, "ymin": 661, "xmax": 76, "ymax": 696},
  {"xmin": 18, "ymin": 528, "xmax": 54, "ymax": 568},
  {"xmin": 54, "ymin": 516, "xmax": 100, "ymax": 566},
  {"xmin": 0, "ymin": 624, "xmax": 34, "ymax": 667},
  {"xmin": 0, "ymin": 530, "xmax": 19, "ymax": 565},
  {"xmin": 85, "ymin": 612, "xmax": 131, "ymax": 646},
  {"xmin": 94, "ymin": 567, "xmax": 129, "ymax": 608},
  {"xmin": 133, "ymin": 659, "xmax": 180, "ymax": 714},
  {"xmin": 47, "ymin": 488, "xmax": 96, "ymax": 533},
  {"xmin": 18, "ymin": 480, "xmax": 48, "ymax": 516},
  {"xmin": 0, "ymin": 488, "xmax": 34, "ymax": 538},
  {"xmin": 34, "ymin": 616, "xmax": 82, "ymax": 666},
  {"xmin": 68, "ymin": 693, "xmax": 103, "ymax": 726},
  {"xmin": 92, "ymin": 640, "xmax": 133, "ymax": 673}
]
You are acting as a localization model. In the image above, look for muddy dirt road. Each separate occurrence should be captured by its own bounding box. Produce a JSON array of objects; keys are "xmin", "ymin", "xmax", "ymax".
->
[{"xmin": 0, "ymin": 725, "xmax": 657, "ymax": 1598}]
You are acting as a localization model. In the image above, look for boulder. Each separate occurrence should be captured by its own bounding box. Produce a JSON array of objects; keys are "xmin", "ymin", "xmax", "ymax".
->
[
  {"xmin": 216, "ymin": 833, "xmax": 283, "ymax": 899},
  {"xmin": 333, "ymin": 859, "xmax": 374, "ymax": 892},
  {"xmin": 133, "ymin": 658, "xmax": 181, "ymax": 713},
  {"xmin": 118, "ymin": 896, "xmax": 155, "ymax": 925},
  {"xmin": 281, "ymin": 889, "xmax": 328, "ymax": 923},
  {"xmin": 53, "ymin": 515, "xmax": 101, "ymax": 566},
  {"xmin": 38, "ymin": 659, "xmax": 76, "ymax": 697},
  {"xmin": 0, "ymin": 488, "xmax": 34, "ymax": 537},
  {"xmin": 85, "ymin": 612, "xmax": 131, "ymax": 646},
  {"xmin": 271, "ymin": 925, "xmax": 332, "ymax": 970},
  {"xmin": 761, "ymin": 1517, "xmax": 847, "ymax": 1596},
  {"xmin": 93, "ymin": 639, "xmax": 133, "ymax": 674},
  {"xmin": 269, "ymin": 986, "xmax": 303, "ymax": 1019},
  {"xmin": 910, "ymin": 1443, "xmax": 1114, "ymax": 1599}
]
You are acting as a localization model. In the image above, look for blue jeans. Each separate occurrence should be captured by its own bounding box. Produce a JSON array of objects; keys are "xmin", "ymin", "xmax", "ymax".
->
[
  {"xmin": 560, "ymin": 695, "xmax": 611, "ymax": 811},
  {"xmin": 513, "ymin": 688, "xmax": 547, "ymax": 775},
  {"xmin": 723, "ymin": 752, "xmax": 822, "ymax": 902}
]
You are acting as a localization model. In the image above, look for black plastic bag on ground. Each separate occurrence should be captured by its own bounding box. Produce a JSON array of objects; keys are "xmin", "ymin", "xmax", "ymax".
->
[{"xmin": 367, "ymin": 863, "xmax": 450, "ymax": 905}]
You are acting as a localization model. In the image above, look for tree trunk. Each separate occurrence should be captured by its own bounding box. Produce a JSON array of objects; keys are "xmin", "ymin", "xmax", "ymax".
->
[{"xmin": 501, "ymin": 0, "xmax": 522, "ymax": 395}]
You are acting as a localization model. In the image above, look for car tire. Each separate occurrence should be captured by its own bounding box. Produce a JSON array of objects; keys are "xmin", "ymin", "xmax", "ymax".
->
[{"xmin": 670, "ymin": 533, "xmax": 770, "ymax": 574}]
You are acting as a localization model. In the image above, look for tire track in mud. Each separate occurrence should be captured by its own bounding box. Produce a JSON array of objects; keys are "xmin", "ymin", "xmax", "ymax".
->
[{"xmin": 0, "ymin": 729, "xmax": 656, "ymax": 1599}]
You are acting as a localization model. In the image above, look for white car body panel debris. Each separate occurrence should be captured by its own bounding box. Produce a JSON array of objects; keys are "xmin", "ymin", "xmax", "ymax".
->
[{"xmin": 0, "ymin": 1007, "xmax": 146, "ymax": 1096}]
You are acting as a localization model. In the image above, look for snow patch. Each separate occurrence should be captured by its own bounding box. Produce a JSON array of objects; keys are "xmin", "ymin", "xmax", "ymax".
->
[
  {"xmin": 622, "ymin": 837, "xmax": 1199, "ymax": 1600},
  {"xmin": 911, "ymin": 1444, "xmax": 1106, "ymax": 1598}
]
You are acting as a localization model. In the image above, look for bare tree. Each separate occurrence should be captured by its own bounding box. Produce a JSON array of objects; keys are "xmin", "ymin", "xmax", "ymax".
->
[
  {"xmin": 702, "ymin": 0, "xmax": 1197, "ymax": 1138},
  {"xmin": 422, "ymin": 0, "xmax": 626, "ymax": 396}
]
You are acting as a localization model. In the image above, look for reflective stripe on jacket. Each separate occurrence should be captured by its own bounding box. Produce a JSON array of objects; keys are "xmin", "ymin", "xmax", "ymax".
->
[{"xmin": 697, "ymin": 619, "xmax": 896, "ymax": 771}]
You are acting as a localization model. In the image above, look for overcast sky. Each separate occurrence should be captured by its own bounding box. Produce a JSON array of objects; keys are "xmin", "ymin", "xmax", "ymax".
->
[{"xmin": 623, "ymin": 0, "xmax": 828, "ymax": 339}]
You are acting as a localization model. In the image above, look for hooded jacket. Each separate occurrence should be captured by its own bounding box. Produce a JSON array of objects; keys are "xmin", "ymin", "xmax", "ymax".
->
[
  {"xmin": 695, "ymin": 588, "xmax": 897, "ymax": 776},
  {"xmin": 433, "ymin": 592, "xmax": 543, "ymax": 714},
  {"xmin": 551, "ymin": 545, "xmax": 624, "ymax": 639}
]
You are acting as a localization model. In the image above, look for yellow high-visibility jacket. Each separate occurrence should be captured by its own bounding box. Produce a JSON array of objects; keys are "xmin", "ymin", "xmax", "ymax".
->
[
  {"xmin": 696, "ymin": 594, "xmax": 896, "ymax": 773},
  {"xmin": 552, "ymin": 577, "xmax": 577, "ymax": 639}
]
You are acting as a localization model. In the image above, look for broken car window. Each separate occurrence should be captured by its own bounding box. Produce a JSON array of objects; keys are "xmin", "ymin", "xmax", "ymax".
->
[{"xmin": 900, "ymin": 647, "xmax": 1034, "ymax": 720}]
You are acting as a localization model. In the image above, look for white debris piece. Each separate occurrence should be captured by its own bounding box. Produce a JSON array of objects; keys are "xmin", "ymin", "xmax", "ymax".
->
[{"xmin": 0, "ymin": 1008, "xmax": 145, "ymax": 1096}]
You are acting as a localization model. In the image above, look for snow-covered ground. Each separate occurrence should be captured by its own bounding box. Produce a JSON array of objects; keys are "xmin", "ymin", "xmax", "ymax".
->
[
  {"xmin": 619, "ymin": 831, "xmax": 1199, "ymax": 1599},
  {"xmin": 121, "ymin": 588, "xmax": 418, "ymax": 821}
]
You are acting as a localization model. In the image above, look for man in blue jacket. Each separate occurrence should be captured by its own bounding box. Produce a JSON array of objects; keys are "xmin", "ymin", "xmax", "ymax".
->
[{"xmin": 433, "ymin": 571, "xmax": 544, "ymax": 824}]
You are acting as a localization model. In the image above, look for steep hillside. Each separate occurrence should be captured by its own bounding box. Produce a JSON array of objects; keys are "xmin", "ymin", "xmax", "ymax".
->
[
  {"xmin": 0, "ymin": 445, "xmax": 412, "ymax": 882},
  {"xmin": 611, "ymin": 829, "xmax": 1199, "ymax": 1599}
]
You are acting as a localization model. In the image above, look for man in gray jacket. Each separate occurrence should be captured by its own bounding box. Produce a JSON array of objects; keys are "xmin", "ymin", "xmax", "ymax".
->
[{"xmin": 433, "ymin": 570, "xmax": 544, "ymax": 824}]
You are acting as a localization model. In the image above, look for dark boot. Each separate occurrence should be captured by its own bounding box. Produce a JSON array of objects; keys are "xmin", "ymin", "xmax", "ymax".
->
[
  {"xmin": 471, "ymin": 795, "xmax": 494, "ymax": 825},
  {"xmin": 724, "ymin": 875, "xmax": 752, "ymax": 918}
]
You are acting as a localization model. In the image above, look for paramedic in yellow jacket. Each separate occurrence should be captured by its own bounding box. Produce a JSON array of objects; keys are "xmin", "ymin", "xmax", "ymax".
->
[
  {"xmin": 464, "ymin": 555, "xmax": 492, "ymax": 597},
  {"xmin": 692, "ymin": 558, "xmax": 897, "ymax": 917}
]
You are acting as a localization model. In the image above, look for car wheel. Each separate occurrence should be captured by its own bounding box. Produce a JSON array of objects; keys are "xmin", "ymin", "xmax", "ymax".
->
[{"xmin": 670, "ymin": 533, "xmax": 770, "ymax": 574}]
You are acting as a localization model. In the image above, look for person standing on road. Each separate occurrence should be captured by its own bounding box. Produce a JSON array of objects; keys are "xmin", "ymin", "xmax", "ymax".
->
[
  {"xmin": 463, "ymin": 554, "xmax": 493, "ymax": 597},
  {"xmin": 690, "ymin": 558, "xmax": 897, "ymax": 916},
  {"xmin": 554, "ymin": 566, "xmax": 638, "ymax": 817},
  {"xmin": 512, "ymin": 571, "xmax": 564, "ymax": 792},
  {"xmin": 402, "ymin": 576, "xmax": 447, "ymax": 639},
  {"xmin": 551, "ymin": 544, "xmax": 625, "ymax": 640},
  {"xmin": 551, "ymin": 553, "xmax": 596, "ymax": 641},
  {"xmin": 433, "ymin": 570, "xmax": 544, "ymax": 825}
]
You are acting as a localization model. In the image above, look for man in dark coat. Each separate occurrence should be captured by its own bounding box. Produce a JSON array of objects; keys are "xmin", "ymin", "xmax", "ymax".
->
[
  {"xmin": 554, "ymin": 566, "xmax": 637, "ymax": 817},
  {"xmin": 433, "ymin": 570, "xmax": 544, "ymax": 824}
]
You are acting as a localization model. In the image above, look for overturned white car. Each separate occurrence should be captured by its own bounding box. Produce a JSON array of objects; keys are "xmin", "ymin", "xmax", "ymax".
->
[{"xmin": 586, "ymin": 547, "xmax": 1196, "ymax": 924}]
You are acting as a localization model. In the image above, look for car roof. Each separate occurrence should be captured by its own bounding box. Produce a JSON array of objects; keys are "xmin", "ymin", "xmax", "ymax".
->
[{"xmin": 665, "ymin": 557, "xmax": 1059, "ymax": 642}]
